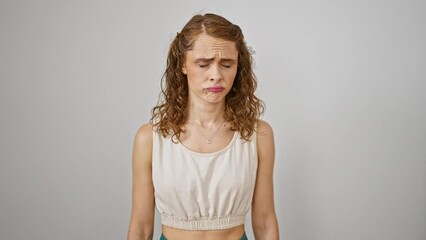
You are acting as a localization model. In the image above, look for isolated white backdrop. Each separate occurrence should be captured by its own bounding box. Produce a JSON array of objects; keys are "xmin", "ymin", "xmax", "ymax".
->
[{"xmin": 0, "ymin": 0, "xmax": 425, "ymax": 239}]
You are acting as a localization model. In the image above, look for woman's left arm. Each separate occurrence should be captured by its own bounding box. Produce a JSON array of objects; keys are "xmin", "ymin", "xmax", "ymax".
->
[{"xmin": 251, "ymin": 120, "xmax": 280, "ymax": 240}]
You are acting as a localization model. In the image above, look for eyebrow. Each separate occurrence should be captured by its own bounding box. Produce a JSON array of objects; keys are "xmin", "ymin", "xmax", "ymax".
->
[{"xmin": 195, "ymin": 57, "xmax": 237, "ymax": 63}]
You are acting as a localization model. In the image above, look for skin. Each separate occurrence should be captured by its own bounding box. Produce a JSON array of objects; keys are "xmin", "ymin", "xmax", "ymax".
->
[{"xmin": 127, "ymin": 33, "xmax": 279, "ymax": 240}]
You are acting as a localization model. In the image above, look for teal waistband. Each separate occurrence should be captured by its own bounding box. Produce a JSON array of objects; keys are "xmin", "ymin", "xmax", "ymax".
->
[{"xmin": 160, "ymin": 232, "xmax": 248, "ymax": 240}]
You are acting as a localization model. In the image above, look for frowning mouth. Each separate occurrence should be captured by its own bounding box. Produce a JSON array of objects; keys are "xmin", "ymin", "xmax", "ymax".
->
[{"xmin": 206, "ymin": 86, "xmax": 225, "ymax": 93}]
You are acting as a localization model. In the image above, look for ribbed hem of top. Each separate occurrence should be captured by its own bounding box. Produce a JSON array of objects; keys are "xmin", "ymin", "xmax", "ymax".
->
[{"xmin": 160, "ymin": 213, "xmax": 246, "ymax": 231}]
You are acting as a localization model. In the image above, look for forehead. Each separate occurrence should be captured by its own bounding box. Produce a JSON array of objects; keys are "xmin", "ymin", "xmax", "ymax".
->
[{"xmin": 186, "ymin": 33, "xmax": 238, "ymax": 59}]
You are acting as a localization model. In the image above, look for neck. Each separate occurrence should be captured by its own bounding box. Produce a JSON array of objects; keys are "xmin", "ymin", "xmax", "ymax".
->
[{"xmin": 185, "ymin": 98, "xmax": 226, "ymax": 127}]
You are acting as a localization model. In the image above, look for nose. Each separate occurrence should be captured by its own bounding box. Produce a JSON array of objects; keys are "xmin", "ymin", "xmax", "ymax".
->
[{"xmin": 209, "ymin": 64, "xmax": 222, "ymax": 82}]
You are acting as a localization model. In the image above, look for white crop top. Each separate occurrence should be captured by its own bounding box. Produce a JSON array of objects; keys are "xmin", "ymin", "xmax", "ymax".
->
[{"xmin": 152, "ymin": 129, "xmax": 258, "ymax": 231}]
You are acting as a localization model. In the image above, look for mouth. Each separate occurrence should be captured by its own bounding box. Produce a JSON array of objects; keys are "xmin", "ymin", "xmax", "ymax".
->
[{"xmin": 206, "ymin": 86, "xmax": 225, "ymax": 93}]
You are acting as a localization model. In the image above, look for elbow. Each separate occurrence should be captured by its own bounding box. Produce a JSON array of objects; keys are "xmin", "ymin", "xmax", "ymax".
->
[
  {"xmin": 127, "ymin": 230, "xmax": 153, "ymax": 240},
  {"xmin": 252, "ymin": 214, "xmax": 279, "ymax": 239},
  {"xmin": 127, "ymin": 222, "xmax": 154, "ymax": 240}
]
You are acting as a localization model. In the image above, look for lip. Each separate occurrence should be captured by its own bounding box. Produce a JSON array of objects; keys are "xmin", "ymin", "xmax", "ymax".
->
[{"xmin": 206, "ymin": 86, "xmax": 225, "ymax": 93}]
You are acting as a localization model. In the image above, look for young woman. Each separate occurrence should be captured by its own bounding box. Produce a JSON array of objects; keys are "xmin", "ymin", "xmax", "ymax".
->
[{"xmin": 128, "ymin": 13, "xmax": 279, "ymax": 240}]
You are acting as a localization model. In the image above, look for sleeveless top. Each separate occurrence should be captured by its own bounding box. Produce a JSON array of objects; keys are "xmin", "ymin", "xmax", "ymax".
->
[{"xmin": 152, "ymin": 129, "xmax": 258, "ymax": 230}]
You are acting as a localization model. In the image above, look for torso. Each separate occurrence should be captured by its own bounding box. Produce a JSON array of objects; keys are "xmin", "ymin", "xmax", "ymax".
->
[
  {"xmin": 154, "ymin": 121, "xmax": 253, "ymax": 239},
  {"xmin": 162, "ymin": 224, "xmax": 245, "ymax": 240}
]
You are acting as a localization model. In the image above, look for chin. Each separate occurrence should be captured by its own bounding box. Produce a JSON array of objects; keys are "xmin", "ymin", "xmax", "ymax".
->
[{"xmin": 205, "ymin": 96, "xmax": 226, "ymax": 104}]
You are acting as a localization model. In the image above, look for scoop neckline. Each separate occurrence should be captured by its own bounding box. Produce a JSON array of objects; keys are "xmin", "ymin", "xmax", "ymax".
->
[{"xmin": 178, "ymin": 131, "xmax": 238, "ymax": 157}]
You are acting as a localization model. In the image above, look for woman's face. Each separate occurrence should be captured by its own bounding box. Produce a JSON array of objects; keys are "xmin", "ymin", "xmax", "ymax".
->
[{"xmin": 182, "ymin": 33, "xmax": 238, "ymax": 105}]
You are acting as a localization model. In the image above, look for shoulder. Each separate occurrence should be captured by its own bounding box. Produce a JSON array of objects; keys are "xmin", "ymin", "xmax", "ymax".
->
[
  {"xmin": 133, "ymin": 123, "xmax": 154, "ymax": 150},
  {"xmin": 255, "ymin": 120, "xmax": 275, "ymax": 157},
  {"xmin": 256, "ymin": 120, "xmax": 274, "ymax": 140}
]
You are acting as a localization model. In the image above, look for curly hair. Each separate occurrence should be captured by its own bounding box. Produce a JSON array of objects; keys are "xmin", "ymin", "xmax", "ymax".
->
[{"xmin": 150, "ymin": 13, "xmax": 264, "ymax": 142}]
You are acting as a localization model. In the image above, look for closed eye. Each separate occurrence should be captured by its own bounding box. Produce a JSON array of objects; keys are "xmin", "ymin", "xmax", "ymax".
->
[{"xmin": 220, "ymin": 60, "xmax": 236, "ymax": 68}]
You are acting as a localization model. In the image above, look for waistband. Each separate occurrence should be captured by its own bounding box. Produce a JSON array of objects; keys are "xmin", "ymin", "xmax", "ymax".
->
[
  {"xmin": 160, "ymin": 231, "xmax": 248, "ymax": 240},
  {"xmin": 160, "ymin": 213, "xmax": 246, "ymax": 231}
]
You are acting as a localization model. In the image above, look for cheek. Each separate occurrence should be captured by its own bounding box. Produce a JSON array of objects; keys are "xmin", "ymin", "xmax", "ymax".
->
[
  {"xmin": 186, "ymin": 71, "xmax": 206, "ymax": 90},
  {"xmin": 226, "ymin": 68, "xmax": 238, "ymax": 82},
  {"xmin": 186, "ymin": 68, "xmax": 206, "ymax": 81}
]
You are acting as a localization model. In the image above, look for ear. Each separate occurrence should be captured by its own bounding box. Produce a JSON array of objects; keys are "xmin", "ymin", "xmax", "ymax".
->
[{"xmin": 181, "ymin": 63, "xmax": 187, "ymax": 75}]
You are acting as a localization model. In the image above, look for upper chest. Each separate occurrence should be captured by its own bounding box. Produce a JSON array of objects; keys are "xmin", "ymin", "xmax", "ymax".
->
[{"xmin": 178, "ymin": 128, "xmax": 236, "ymax": 153}]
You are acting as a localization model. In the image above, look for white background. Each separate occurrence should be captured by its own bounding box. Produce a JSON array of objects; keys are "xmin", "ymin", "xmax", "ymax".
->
[{"xmin": 0, "ymin": 0, "xmax": 425, "ymax": 239}]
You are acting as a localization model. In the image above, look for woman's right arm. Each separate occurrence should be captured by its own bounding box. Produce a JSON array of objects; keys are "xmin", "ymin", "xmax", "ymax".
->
[{"xmin": 127, "ymin": 123, "xmax": 155, "ymax": 240}]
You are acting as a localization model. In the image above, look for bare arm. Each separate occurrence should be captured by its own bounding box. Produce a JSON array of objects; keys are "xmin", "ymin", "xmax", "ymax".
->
[
  {"xmin": 127, "ymin": 123, "xmax": 155, "ymax": 240},
  {"xmin": 251, "ymin": 120, "xmax": 280, "ymax": 240}
]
